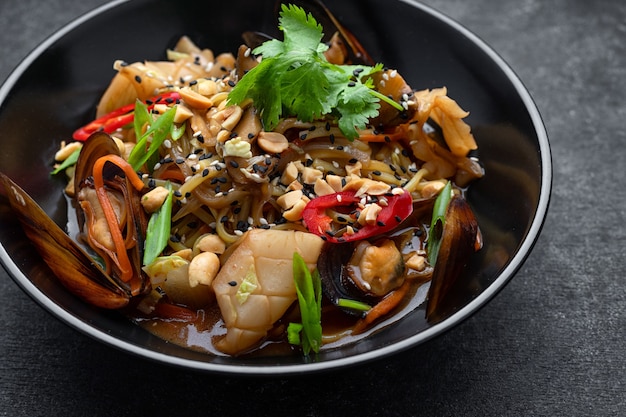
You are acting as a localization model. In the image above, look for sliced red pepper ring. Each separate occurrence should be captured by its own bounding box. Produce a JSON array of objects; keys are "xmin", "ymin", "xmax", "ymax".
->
[
  {"xmin": 72, "ymin": 91, "xmax": 181, "ymax": 141},
  {"xmin": 301, "ymin": 189, "xmax": 413, "ymax": 243}
]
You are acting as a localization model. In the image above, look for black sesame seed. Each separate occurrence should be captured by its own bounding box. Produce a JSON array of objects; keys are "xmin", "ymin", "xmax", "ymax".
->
[
  {"xmin": 247, "ymin": 132, "xmax": 255, "ymax": 139},
  {"xmin": 197, "ymin": 134, "xmax": 205, "ymax": 143},
  {"xmin": 325, "ymin": 122, "xmax": 331, "ymax": 131},
  {"xmin": 162, "ymin": 157, "xmax": 173, "ymax": 164},
  {"xmin": 377, "ymin": 221, "xmax": 386, "ymax": 227},
  {"xmin": 384, "ymin": 135, "xmax": 391, "ymax": 143},
  {"xmin": 329, "ymin": 133, "xmax": 335, "ymax": 144},
  {"xmin": 189, "ymin": 80, "xmax": 198, "ymax": 86},
  {"xmin": 134, "ymin": 75, "xmax": 142, "ymax": 83},
  {"xmin": 230, "ymin": 200, "xmax": 239, "ymax": 206},
  {"xmin": 336, "ymin": 145, "xmax": 344, "ymax": 151},
  {"xmin": 175, "ymin": 157, "xmax": 185, "ymax": 164},
  {"xmin": 395, "ymin": 215, "xmax": 402, "ymax": 223},
  {"xmin": 173, "ymin": 190, "xmax": 182, "ymax": 198},
  {"xmin": 349, "ymin": 158, "xmax": 358, "ymax": 164},
  {"xmin": 347, "ymin": 81, "xmax": 356, "ymax": 87},
  {"xmin": 228, "ymin": 281, "xmax": 237, "ymax": 287},
  {"xmin": 187, "ymin": 221, "xmax": 198, "ymax": 228},
  {"xmin": 300, "ymin": 133, "xmax": 308, "ymax": 140},
  {"xmin": 170, "ymin": 234, "xmax": 181, "ymax": 243},
  {"xmin": 229, "ymin": 160, "xmax": 239, "ymax": 168},
  {"xmin": 401, "ymin": 149, "xmax": 410, "ymax": 157},
  {"xmin": 220, "ymin": 215, "xmax": 229, "ymax": 223},
  {"xmin": 148, "ymin": 178, "xmax": 156, "ymax": 188},
  {"xmin": 260, "ymin": 224, "xmax": 271, "ymax": 230},
  {"xmin": 233, "ymin": 207, "xmax": 242, "ymax": 214},
  {"xmin": 220, "ymin": 66, "xmax": 228, "ymax": 72}
]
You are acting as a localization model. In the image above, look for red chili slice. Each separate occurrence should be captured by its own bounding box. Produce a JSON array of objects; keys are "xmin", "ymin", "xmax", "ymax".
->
[
  {"xmin": 72, "ymin": 91, "xmax": 181, "ymax": 141},
  {"xmin": 301, "ymin": 189, "xmax": 413, "ymax": 243}
]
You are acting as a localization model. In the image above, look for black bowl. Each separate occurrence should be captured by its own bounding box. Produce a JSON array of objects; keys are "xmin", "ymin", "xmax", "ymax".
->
[{"xmin": 0, "ymin": 0, "xmax": 551, "ymax": 375}]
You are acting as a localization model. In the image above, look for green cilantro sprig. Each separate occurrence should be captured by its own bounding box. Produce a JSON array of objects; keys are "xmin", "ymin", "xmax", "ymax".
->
[{"xmin": 228, "ymin": 4, "xmax": 403, "ymax": 140}]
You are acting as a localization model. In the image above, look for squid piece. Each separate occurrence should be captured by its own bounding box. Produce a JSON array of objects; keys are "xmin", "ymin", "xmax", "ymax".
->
[{"xmin": 212, "ymin": 229, "xmax": 323, "ymax": 355}]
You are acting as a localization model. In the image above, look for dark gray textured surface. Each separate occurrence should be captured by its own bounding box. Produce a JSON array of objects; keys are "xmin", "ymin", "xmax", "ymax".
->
[{"xmin": 0, "ymin": 0, "xmax": 624, "ymax": 416}]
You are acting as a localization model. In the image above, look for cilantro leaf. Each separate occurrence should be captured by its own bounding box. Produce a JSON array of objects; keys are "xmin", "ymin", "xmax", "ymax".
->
[{"xmin": 228, "ymin": 3, "xmax": 402, "ymax": 140}]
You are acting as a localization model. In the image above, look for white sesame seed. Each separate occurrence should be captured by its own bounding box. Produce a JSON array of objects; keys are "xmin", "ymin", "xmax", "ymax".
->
[
  {"xmin": 163, "ymin": 139, "xmax": 172, "ymax": 149},
  {"xmin": 259, "ymin": 217, "xmax": 268, "ymax": 225},
  {"xmin": 153, "ymin": 162, "xmax": 162, "ymax": 170},
  {"xmin": 234, "ymin": 230, "xmax": 243, "ymax": 236}
]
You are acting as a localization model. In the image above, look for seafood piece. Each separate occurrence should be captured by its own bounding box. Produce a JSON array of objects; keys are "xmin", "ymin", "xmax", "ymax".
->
[
  {"xmin": 212, "ymin": 229, "xmax": 323, "ymax": 355},
  {"xmin": 0, "ymin": 173, "xmax": 131, "ymax": 308},
  {"xmin": 74, "ymin": 132, "xmax": 149, "ymax": 298},
  {"xmin": 426, "ymin": 194, "xmax": 481, "ymax": 321}
]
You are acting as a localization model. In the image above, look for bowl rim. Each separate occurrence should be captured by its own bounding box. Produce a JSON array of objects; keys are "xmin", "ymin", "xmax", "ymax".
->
[{"xmin": 0, "ymin": 0, "xmax": 552, "ymax": 375}]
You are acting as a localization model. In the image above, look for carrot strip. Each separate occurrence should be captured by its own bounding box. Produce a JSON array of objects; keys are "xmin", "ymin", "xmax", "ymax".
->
[{"xmin": 352, "ymin": 280, "xmax": 411, "ymax": 335}]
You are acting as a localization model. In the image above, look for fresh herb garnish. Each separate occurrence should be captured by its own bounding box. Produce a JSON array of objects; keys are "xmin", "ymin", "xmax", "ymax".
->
[
  {"xmin": 427, "ymin": 181, "xmax": 453, "ymax": 265},
  {"xmin": 127, "ymin": 100, "xmax": 178, "ymax": 172},
  {"xmin": 288, "ymin": 252, "xmax": 323, "ymax": 355},
  {"xmin": 228, "ymin": 4, "xmax": 402, "ymax": 140},
  {"xmin": 50, "ymin": 148, "xmax": 81, "ymax": 175},
  {"xmin": 143, "ymin": 182, "xmax": 173, "ymax": 266}
]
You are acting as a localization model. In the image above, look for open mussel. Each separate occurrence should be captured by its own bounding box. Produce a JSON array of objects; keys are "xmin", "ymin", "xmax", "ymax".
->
[
  {"xmin": 0, "ymin": 132, "xmax": 150, "ymax": 309},
  {"xmin": 317, "ymin": 187, "xmax": 481, "ymax": 325},
  {"xmin": 425, "ymin": 192, "xmax": 482, "ymax": 321},
  {"xmin": 317, "ymin": 198, "xmax": 436, "ymax": 318}
]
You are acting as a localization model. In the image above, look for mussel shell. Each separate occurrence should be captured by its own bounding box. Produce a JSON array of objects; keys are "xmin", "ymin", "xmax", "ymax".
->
[
  {"xmin": 0, "ymin": 172, "xmax": 130, "ymax": 308},
  {"xmin": 426, "ymin": 195, "xmax": 480, "ymax": 321}
]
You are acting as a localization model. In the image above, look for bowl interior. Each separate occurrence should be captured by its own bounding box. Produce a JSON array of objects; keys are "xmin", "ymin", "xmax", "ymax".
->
[{"xmin": 0, "ymin": 0, "xmax": 550, "ymax": 374}]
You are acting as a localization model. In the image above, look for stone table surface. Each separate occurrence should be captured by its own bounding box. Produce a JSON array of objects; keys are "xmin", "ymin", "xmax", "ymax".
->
[{"xmin": 0, "ymin": 0, "xmax": 625, "ymax": 416}]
